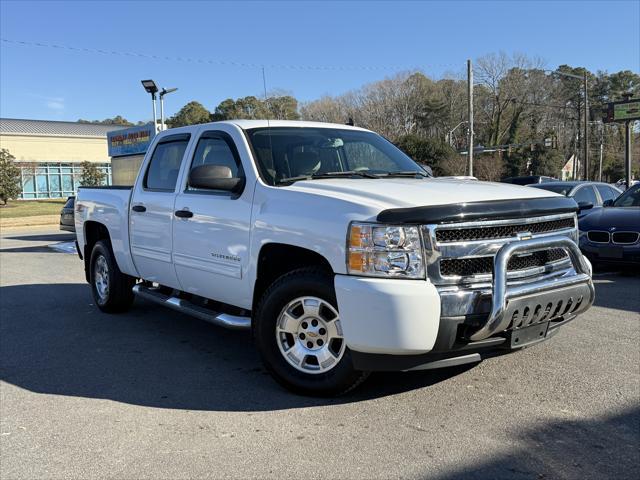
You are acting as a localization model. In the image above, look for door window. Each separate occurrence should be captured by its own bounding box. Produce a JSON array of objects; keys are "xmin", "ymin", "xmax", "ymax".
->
[
  {"xmin": 187, "ymin": 132, "xmax": 243, "ymax": 192},
  {"xmin": 144, "ymin": 135, "xmax": 190, "ymax": 191},
  {"xmin": 596, "ymin": 185, "xmax": 619, "ymax": 203},
  {"xmin": 572, "ymin": 186, "xmax": 598, "ymax": 205}
]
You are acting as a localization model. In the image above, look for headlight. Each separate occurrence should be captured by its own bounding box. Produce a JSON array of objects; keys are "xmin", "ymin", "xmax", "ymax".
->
[{"xmin": 347, "ymin": 223, "xmax": 425, "ymax": 278}]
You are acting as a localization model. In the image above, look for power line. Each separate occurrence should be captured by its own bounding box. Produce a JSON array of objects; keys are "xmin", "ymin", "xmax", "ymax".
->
[{"xmin": 1, "ymin": 38, "xmax": 460, "ymax": 72}]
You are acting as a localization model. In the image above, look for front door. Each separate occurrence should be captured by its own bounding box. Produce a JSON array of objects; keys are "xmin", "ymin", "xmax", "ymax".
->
[
  {"xmin": 172, "ymin": 127, "xmax": 254, "ymax": 309},
  {"xmin": 129, "ymin": 133, "xmax": 191, "ymax": 288}
]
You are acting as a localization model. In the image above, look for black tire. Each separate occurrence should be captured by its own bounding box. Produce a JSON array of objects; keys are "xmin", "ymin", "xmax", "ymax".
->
[
  {"xmin": 89, "ymin": 240, "xmax": 135, "ymax": 313},
  {"xmin": 254, "ymin": 267, "xmax": 369, "ymax": 396}
]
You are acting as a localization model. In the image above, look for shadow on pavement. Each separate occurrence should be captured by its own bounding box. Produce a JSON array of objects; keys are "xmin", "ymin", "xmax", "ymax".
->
[
  {"xmin": 591, "ymin": 273, "xmax": 640, "ymax": 314},
  {"xmin": 4, "ymin": 233, "xmax": 75, "ymax": 242},
  {"xmin": 430, "ymin": 406, "xmax": 640, "ymax": 480},
  {"xmin": 0, "ymin": 283, "xmax": 474, "ymax": 412},
  {"xmin": 0, "ymin": 246, "xmax": 63, "ymax": 254}
]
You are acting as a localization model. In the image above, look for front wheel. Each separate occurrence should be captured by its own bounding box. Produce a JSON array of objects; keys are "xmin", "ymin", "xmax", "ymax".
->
[
  {"xmin": 253, "ymin": 268, "xmax": 369, "ymax": 396},
  {"xmin": 90, "ymin": 240, "xmax": 135, "ymax": 313}
]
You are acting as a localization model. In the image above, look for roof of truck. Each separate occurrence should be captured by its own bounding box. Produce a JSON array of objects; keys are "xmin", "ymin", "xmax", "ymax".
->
[{"xmin": 170, "ymin": 119, "xmax": 368, "ymax": 132}]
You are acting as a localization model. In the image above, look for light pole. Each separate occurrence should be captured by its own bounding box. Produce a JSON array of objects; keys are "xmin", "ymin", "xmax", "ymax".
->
[
  {"xmin": 159, "ymin": 87, "xmax": 178, "ymax": 131},
  {"xmin": 548, "ymin": 69, "xmax": 589, "ymax": 180},
  {"xmin": 467, "ymin": 59, "xmax": 474, "ymax": 177},
  {"xmin": 447, "ymin": 121, "xmax": 468, "ymax": 147},
  {"xmin": 141, "ymin": 79, "xmax": 159, "ymax": 132}
]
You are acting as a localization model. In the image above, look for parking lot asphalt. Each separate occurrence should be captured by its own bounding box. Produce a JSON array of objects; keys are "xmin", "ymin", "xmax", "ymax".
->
[{"xmin": 1, "ymin": 227, "xmax": 638, "ymax": 480}]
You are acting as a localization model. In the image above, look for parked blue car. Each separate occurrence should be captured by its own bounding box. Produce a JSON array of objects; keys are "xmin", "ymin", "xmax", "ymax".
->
[{"xmin": 578, "ymin": 184, "xmax": 640, "ymax": 266}]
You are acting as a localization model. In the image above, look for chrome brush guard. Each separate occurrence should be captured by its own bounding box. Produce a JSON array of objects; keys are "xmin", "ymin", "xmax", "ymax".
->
[{"xmin": 468, "ymin": 235, "xmax": 594, "ymax": 341}]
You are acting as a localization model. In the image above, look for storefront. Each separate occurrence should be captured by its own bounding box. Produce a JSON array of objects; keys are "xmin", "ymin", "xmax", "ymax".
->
[
  {"xmin": 0, "ymin": 118, "xmax": 128, "ymax": 199},
  {"xmin": 107, "ymin": 123, "xmax": 156, "ymax": 185}
]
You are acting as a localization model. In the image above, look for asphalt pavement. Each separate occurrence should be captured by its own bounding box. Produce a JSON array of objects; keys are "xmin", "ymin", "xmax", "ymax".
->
[{"xmin": 1, "ymin": 227, "xmax": 638, "ymax": 480}]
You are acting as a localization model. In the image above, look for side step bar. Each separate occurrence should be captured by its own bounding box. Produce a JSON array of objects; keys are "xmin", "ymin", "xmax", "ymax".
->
[{"xmin": 132, "ymin": 284, "xmax": 251, "ymax": 330}]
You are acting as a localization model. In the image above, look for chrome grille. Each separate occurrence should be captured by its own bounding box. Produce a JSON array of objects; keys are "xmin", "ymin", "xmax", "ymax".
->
[
  {"xmin": 440, "ymin": 249, "xmax": 568, "ymax": 277},
  {"xmin": 612, "ymin": 231, "xmax": 639, "ymax": 244},
  {"xmin": 424, "ymin": 213, "xmax": 578, "ymax": 285},
  {"xmin": 435, "ymin": 217, "xmax": 575, "ymax": 243},
  {"xmin": 587, "ymin": 231, "xmax": 610, "ymax": 243}
]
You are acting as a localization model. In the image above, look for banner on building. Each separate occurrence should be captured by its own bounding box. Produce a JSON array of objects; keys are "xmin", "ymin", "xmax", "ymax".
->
[{"xmin": 107, "ymin": 124, "xmax": 156, "ymax": 157}]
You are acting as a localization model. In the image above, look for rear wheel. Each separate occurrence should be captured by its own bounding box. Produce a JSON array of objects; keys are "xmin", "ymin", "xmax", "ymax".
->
[
  {"xmin": 90, "ymin": 240, "xmax": 135, "ymax": 313},
  {"xmin": 254, "ymin": 268, "xmax": 369, "ymax": 396}
]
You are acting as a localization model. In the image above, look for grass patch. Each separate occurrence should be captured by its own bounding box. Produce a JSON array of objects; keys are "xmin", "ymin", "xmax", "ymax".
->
[{"xmin": 0, "ymin": 199, "xmax": 67, "ymax": 219}]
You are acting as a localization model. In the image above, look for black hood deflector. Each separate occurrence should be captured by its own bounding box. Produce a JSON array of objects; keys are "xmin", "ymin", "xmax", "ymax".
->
[{"xmin": 377, "ymin": 196, "xmax": 578, "ymax": 224}]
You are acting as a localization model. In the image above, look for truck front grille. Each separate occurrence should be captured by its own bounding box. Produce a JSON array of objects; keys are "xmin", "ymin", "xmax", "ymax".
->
[
  {"xmin": 424, "ymin": 213, "xmax": 578, "ymax": 285},
  {"xmin": 439, "ymin": 248, "xmax": 568, "ymax": 277},
  {"xmin": 435, "ymin": 217, "xmax": 575, "ymax": 243}
]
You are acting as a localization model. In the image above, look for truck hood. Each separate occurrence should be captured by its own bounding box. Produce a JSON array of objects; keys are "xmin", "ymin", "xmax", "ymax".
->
[{"xmin": 285, "ymin": 177, "xmax": 558, "ymax": 211}]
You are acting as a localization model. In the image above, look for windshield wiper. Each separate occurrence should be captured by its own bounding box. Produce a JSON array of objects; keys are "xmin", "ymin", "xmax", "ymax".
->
[
  {"xmin": 277, "ymin": 170, "xmax": 379, "ymax": 185},
  {"xmin": 312, "ymin": 170, "xmax": 379, "ymax": 179},
  {"xmin": 377, "ymin": 170, "xmax": 430, "ymax": 178}
]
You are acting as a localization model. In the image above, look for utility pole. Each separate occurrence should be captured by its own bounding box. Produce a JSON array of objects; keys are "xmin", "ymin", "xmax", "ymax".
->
[
  {"xmin": 467, "ymin": 59, "xmax": 474, "ymax": 177},
  {"xmin": 598, "ymin": 123, "xmax": 603, "ymax": 182},
  {"xmin": 583, "ymin": 71, "xmax": 589, "ymax": 180},
  {"xmin": 625, "ymin": 120, "xmax": 632, "ymax": 189}
]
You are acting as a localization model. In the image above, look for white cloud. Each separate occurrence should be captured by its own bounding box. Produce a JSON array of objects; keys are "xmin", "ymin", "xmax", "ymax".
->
[{"xmin": 45, "ymin": 97, "xmax": 65, "ymax": 111}]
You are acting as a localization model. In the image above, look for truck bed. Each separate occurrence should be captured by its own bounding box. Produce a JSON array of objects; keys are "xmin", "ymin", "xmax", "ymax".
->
[{"xmin": 75, "ymin": 186, "xmax": 138, "ymax": 278}]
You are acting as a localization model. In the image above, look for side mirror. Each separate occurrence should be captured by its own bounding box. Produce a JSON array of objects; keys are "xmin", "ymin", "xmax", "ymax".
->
[
  {"xmin": 577, "ymin": 201, "xmax": 594, "ymax": 211},
  {"xmin": 423, "ymin": 165, "xmax": 434, "ymax": 176},
  {"xmin": 188, "ymin": 165, "xmax": 244, "ymax": 192},
  {"xmin": 603, "ymin": 199, "xmax": 613, "ymax": 207}
]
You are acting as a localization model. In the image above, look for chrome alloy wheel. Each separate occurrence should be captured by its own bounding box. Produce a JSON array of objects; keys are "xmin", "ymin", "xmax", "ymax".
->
[
  {"xmin": 94, "ymin": 255, "xmax": 109, "ymax": 303},
  {"xmin": 276, "ymin": 296, "xmax": 346, "ymax": 374}
]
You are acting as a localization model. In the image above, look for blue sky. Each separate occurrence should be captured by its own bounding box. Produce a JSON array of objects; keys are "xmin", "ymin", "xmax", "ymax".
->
[{"xmin": 1, "ymin": 0, "xmax": 639, "ymax": 123}]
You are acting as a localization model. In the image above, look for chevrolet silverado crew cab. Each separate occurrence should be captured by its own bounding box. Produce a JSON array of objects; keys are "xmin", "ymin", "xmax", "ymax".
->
[{"xmin": 75, "ymin": 120, "xmax": 595, "ymax": 395}]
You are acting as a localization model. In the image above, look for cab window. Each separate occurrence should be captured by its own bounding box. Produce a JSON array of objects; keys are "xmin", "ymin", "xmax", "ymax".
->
[
  {"xmin": 144, "ymin": 135, "xmax": 190, "ymax": 191},
  {"xmin": 187, "ymin": 131, "xmax": 244, "ymax": 192}
]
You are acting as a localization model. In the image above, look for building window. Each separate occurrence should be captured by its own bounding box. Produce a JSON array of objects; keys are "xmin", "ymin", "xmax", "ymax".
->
[{"xmin": 19, "ymin": 162, "xmax": 112, "ymax": 199}]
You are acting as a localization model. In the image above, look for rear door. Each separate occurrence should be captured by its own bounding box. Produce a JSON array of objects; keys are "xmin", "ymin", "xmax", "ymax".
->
[
  {"xmin": 129, "ymin": 133, "xmax": 191, "ymax": 288},
  {"xmin": 172, "ymin": 125, "xmax": 254, "ymax": 309}
]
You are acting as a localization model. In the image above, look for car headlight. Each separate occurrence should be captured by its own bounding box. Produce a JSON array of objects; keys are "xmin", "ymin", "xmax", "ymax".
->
[{"xmin": 347, "ymin": 222, "xmax": 425, "ymax": 278}]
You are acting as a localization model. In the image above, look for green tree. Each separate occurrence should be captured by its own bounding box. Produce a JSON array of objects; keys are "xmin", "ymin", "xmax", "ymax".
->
[
  {"xmin": 78, "ymin": 116, "xmax": 134, "ymax": 125},
  {"xmin": 167, "ymin": 101, "xmax": 212, "ymax": 127},
  {"xmin": 530, "ymin": 148, "xmax": 565, "ymax": 177},
  {"xmin": 395, "ymin": 134, "xmax": 456, "ymax": 174},
  {"xmin": 0, "ymin": 149, "xmax": 21, "ymax": 205},
  {"xmin": 212, "ymin": 94, "xmax": 300, "ymax": 121},
  {"xmin": 78, "ymin": 161, "xmax": 106, "ymax": 187}
]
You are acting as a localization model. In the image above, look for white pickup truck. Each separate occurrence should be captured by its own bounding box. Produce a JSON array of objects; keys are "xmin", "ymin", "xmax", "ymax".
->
[{"xmin": 75, "ymin": 120, "xmax": 595, "ymax": 395}]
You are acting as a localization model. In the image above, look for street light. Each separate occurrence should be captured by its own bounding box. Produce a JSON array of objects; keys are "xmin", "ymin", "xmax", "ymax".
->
[
  {"xmin": 546, "ymin": 69, "xmax": 589, "ymax": 180},
  {"xmin": 141, "ymin": 79, "xmax": 159, "ymax": 132},
  {"xmin": 159, "ymin": 87, "xmax": 178, "ymax": 131},
  {"xmin": 447, "ymin": 121, "xmax": 468, "ymax": 147}
]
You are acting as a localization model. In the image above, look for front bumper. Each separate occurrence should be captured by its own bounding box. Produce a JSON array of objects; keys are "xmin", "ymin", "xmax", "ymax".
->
[
  {"xmin": 335, "ymin": 235, "xmax": 594, "ymax": 371},
  {"xmin": 580, "ymin": 238, "xmax": 640, "ymax": 265}
]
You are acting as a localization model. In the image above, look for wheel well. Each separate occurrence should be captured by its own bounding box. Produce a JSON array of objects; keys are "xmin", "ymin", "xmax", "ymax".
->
[
  {"xmin": 83, "ymin": 221, "xmax": 111, "ymax": 282},
  {"xmin": 253, "ymin": 243, "xmax": 333, "ymax": 308}
]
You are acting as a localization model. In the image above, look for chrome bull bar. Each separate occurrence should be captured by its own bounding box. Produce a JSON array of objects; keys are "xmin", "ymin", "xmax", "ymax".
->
[{"xmin": 468, "ymin": 235, "xmax": 595, "ymax": 342}]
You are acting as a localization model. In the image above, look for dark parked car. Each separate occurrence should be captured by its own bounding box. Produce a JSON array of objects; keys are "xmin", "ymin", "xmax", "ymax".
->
[
  {"xmin": 529, "ymin": 181, "xmax": 622, "ymax": 218},
  {"xmin": 59, "ymin": 196, "xmax": 75, "ymax": 232},
  {"xmin": 502, "ymin": 175, "xmax": 557, "ymax": 185},
  {"xmin": 578, "ymin": 184, "xmax": 640, "ymax": 266}
]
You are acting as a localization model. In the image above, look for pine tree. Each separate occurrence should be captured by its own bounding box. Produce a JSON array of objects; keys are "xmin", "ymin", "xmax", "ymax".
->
[{"xmin": 0, "ymin": 149, "xmax": 21, "ymax": 205}]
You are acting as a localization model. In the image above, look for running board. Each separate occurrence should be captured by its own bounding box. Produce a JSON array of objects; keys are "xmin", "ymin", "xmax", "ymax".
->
[{"xmin": 132, "ymin": 284, "xmax": 251, "ymax": 330}]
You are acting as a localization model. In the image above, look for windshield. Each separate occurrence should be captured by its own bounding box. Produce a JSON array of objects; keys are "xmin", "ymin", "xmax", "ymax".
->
[
  {"xmin": 530, "ymin": 184, "xmax": 573, "ymax": 196},
  {"xmin": 613, "ymin": 184, "xmax": 640, "ymax": 207},
  {"xmin": 246, "ymin": 127, "xmax": 428, "ymax": 185}
]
